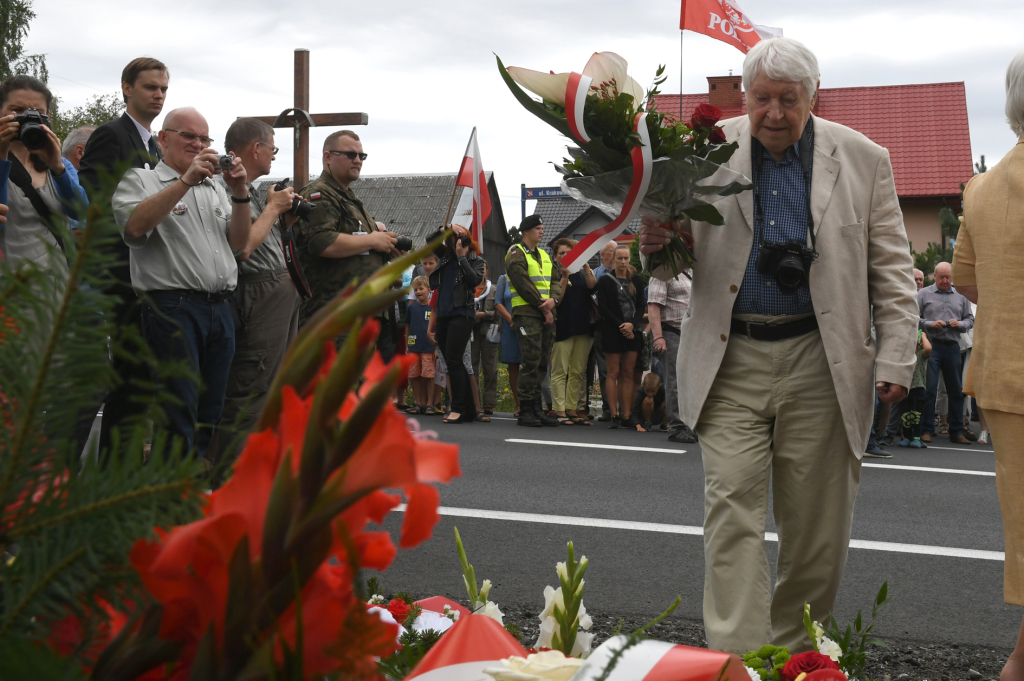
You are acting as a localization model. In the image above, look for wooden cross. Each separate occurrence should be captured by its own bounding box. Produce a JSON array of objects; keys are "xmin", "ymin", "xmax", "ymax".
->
[{"xmin": 249, "ymin": 48, "xmax": 369, "ymax": 189}]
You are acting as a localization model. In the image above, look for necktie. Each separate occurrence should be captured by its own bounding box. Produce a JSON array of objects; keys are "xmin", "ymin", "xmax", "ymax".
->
[{"xmin": 147, "ymin": 136, "xmax": 160, "ymax": 160}]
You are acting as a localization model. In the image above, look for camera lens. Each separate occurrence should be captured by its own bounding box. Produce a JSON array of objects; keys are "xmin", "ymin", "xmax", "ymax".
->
[
  {"xmin": 290, "ymin": 197, "xmax": 314, "ymax": 219},
  {"xmin": 775, "ymin": 255, "xmax": 806, "ymax": 293},
  {"xmin": 20, "ymin": 123, "xmax": 47, "ymax": 150},
  {"xmin": 395, "ymin": 236, "xmax": 413, "ymax": 252}
]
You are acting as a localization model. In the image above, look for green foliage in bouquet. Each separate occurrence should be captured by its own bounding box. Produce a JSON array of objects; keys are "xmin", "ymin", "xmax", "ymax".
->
[
  {"xmin": 378, "ymin": 628, "xmax": 445, "ymax": 680},
  {"xmin": 0, "ymin": 179, "xmax": 206, "ymax": 670},
  {"xmin": 743, "ymin": 644, "xmax": 792, "ymax": 681},
  {"xmin": 804, "ymin": 581, "xmax": 892, "ymax": 681}
]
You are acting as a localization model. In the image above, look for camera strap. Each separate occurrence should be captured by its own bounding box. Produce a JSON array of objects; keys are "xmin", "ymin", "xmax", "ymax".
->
[
  {"xmin": 7, "ymin": 155, "xmax": 67, "ymax": 256},
  {"xmin": 279, "ymin": 216, "xmax": 313, "ymax": 300},
  {"xmin": 751, "ymin": 120, "xmax": 817, "ymax": 255}
]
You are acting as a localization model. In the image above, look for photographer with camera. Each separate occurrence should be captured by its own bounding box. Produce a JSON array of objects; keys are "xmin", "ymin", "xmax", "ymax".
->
[
  {"xmin": 639, "ymin": 37, "xmax": 918, "ymax": 653},
  {"xmin": 0, "ymin": 75, "xmax": 87, "ymax": 271},
  {"xmin": 206, "ymin": 118, "xmax": 301, "ymax": 478},
  {"xmin": 112, "ymin": 107, "xmax": 252, "ymax": 460},
  {"xmin": 295, "ymin": 130, "xmax": 405, "ymax": 337}
]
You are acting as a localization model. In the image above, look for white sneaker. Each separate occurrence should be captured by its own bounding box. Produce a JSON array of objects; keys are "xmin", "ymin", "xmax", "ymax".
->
[{"xmin": 978, "ymin": 429, "xmax": 989, "ymax": 445}]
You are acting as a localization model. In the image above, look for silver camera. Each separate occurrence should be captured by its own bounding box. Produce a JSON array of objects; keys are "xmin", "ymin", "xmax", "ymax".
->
[{"xmin": 214, "ymin": 154, "xmax": 234, "ymax": 171}]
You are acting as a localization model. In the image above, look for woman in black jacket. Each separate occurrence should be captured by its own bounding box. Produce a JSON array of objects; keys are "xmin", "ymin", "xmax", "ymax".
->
[
  {"xmin": 595, "ymin": 244, "xmax": 645, "ymax": 429},
  {"xmin": 427, "ymin": 224, "xmax": 485, "ymax": 423}
]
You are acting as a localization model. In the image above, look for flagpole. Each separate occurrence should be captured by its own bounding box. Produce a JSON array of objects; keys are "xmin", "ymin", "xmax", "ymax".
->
[
  {"xmin": 679, "ymin": 29, "xmax": 684, "ymax": 122},
  {"xmin": 445, "ymin": 127, "xmax": 476, "ymax": 226}
]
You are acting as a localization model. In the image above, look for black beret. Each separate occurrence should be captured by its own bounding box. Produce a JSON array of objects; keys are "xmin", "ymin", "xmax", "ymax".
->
[{"xmin": 520, "ymin": 214, "xmax": 543, "ymax": 232}]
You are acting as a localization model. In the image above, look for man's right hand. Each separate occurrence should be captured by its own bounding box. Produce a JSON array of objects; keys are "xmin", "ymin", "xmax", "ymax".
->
[
  {"xmin": 366, "ymin": 230, "xmax": 399, "ymax": 253},
  {"xmin": 539, "ymin": 298, "xmax": 556, "ymax": 313},
  {"xmin": 930, "ymin": 320, "xmax": 947, "ymax": 330},
  {"xmin": 181, "ymin": 147, "xmax": 220, "ymax": 186},
  {"xmin": 653, "ymin": 336, "xmax": 667, "ymax": 353},
  {"xmin": 267, "ymin": 184, "xmax": 297, "ymax": 216},
  {"xmin": 640, "ymin": 217, "xmax": 688, "ymax": 256},
  {"xmin": 543, "ymin": 310, "xmax": 554, "ymax": 326}
]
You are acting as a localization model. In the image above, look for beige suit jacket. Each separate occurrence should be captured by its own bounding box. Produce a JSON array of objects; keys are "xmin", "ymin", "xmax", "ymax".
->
[
  {"xmin": 952, "ymin": 139, "xmax": 1024, "ymax": 415},
  {"xmin": 648, "ymin": 114, "xmax": 918, "ymax": 456}
]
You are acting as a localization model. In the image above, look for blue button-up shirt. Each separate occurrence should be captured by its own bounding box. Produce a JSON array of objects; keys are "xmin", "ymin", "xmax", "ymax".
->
[{"xmin": 733, "ymin": 125, "xmax": 815, "ymax": 316}]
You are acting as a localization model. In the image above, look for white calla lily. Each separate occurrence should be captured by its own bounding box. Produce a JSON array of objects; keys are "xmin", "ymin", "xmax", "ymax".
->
[
  {"xmin": 582, "ymin": 52, "xmax": 645, "ymax": 103},
  {"xmin": 507, "ymin": 51, "xmax": 645, "ymax": 107},
  {"xmin": 507, "ymin": 67, "xmax": 571, "ymax": 105}
]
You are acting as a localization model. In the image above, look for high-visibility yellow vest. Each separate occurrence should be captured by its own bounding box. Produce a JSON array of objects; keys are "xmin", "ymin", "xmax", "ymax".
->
[{"xmin": 508, "ymin": 243, "xmax": 552, "ymax": 308}]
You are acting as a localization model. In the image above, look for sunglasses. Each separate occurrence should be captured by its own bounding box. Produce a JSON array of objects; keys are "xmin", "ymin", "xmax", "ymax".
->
[
  {"xmin": 164, "ymin": 129, "xmax": 214, "ymax": 145},
  {"xmin": 327, "ymin": 150, "xmax": 368, "ymax": 161}
]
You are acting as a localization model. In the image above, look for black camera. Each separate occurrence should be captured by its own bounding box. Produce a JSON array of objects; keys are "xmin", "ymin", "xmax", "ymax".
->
[
  {"xmin": 395, "ymin": 235, "xmax": 413, "ymax": 252},
  {"xmin": 214, "ymin": 153, "xmax": 234, "ymax": 171},
  {"xmin": 272, "ymin": 178, "xmax": 315, "ymax": 219},
  {"xmin": 14, "ymin": 108, "xmax": 50, "ymax": 150},
  {"xmin": 755, "ymin": 240, "xmax": 818, "ymax": 294}
]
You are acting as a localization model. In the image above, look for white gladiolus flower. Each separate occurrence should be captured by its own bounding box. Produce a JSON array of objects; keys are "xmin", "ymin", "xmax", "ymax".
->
[
  {"xmin": 480, "ymin": 579, "xmax": 493, "ymax": 601},
  {"xmin": 474, "ymin": 600, "xmax": 504, "ymax": 625},
  {"xmin": 555, "ymin": 562, "xmax": 568, "ymax": 581},
  {"xmin": 412, "ymin": 610, "xmax": 455, "ymax": 634},
  {"xmin": 818, "ymin": 635, "xmax": 844, "ymax": 662},
  {"xmin": 535, "ymin": 585, "xmax": 594, "ymax": 657},
  {"xmin": 745, "ymin": 666, "xmax": 763, "ymax": 681}
]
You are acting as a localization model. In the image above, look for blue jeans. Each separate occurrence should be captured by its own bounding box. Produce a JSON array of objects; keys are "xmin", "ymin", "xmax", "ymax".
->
[
  {"xmin": 923, "ymin": 340, "xmax": 964, "ymax": 437},
  {"xmin": 141, "ymin": 292, "xmax": 235, "ymax": 457}
]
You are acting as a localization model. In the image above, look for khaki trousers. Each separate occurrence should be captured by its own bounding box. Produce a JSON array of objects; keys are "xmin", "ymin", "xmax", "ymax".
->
[
  {"xmin": 695, "ymin": 324, "xmax": 861, "ymax": 654},
  {"xmin": 984, "ymin": 409, "xmax": 1024, "ymax": 605},
  {"xmin": 551, "ymin": 334, "xmax": 594, "ymax": 413}
]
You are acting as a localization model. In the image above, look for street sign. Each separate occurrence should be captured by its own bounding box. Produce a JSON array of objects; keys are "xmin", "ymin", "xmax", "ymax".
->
[{"xmin": 522, "ymin": 186, "xmax": 568, "ymax": 200}]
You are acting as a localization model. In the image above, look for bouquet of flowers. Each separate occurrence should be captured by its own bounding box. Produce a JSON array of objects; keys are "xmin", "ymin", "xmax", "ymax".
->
[{"xmin": 497, "ymin": 51, "xmax": 752, "ymax": 277}]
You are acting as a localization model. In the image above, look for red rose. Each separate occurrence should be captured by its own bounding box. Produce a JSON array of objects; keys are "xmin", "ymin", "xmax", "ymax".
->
[
  {"xmin": 804, "ymin": 671, "xmax": 848, "ymax": 681},
  {"xmin": 386, "ymin": 598, "xmax": 411, "ymax": 622},
  {"xmin": 691, "ymin": 103, "xmax": 723, "ymax": 129},
  {"xmin": 708, "ymin": 127, "xmax": 727, "ymax": 144},
  {"xmin": 780, "ymin": 651, "xmax": 840, "ymax": 681}
]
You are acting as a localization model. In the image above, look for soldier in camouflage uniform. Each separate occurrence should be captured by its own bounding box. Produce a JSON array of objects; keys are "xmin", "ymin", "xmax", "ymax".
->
[
  {"xmin": 505, "ymin": 215, "xmax": 562, "ymax": 427},
  {"xmin": 294, "ymin": 130, "xmax": 398, "ymax": 329}
]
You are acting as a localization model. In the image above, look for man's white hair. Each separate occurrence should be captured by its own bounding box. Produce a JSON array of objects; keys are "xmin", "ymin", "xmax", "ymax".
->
[
  {"xmin": 742, "ymin": 37, "xmax": 820, "ymax": 100},
  {"xmin": 1006, "ymin": 47, "xmax": 1024, "ymax": 138},
  {"xmin": 61, "ymin": 125, "xmax": 94, "ymax": 157}
]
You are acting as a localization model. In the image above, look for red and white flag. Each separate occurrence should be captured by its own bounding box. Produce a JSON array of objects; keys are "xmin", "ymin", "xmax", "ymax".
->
[
  {"xmin": 680, "ymin": 0, "xmax": 782, "ymax": 54},
  {"xmin": 455, "ymin": 127, "xmax": 492, "ymax": 252}
]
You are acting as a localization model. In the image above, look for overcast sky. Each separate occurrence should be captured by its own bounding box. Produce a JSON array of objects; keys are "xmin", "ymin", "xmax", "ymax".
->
[{"xmin": 29, "ymin": 0, "xmax": 1024, "ymax": 226}]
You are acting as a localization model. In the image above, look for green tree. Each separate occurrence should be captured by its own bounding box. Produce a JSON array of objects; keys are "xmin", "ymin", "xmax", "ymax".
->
[
  {"xmin": 939, "ymin": 205, "xmax": 961, "ymax": 245},
  {"xmin": 628, "ymin": 235, "xmax": 649, "ymax": 285},
  {"xmin": 912, "ymin": 242, "xmax": 944, "ymax": 285},
  {"xmin": 507, "ymin": 225, "xmax": 522, "ymax": 246},
  {"xmin": 974, "ymin": 155, "xmax": 987, "ymax": 175},
  {"xmin": 50, "ymin": 92, "xmax": 125, "ymax": 141},
  {"xmin": 0, "ymin": 0, "xmax": 48, "ymax": 82}
]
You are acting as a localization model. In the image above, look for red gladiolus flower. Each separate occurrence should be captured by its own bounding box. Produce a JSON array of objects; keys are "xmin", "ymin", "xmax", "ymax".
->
[{"xmin": 781, "ymin": 651, "xmax": 841, "ymax": 681}]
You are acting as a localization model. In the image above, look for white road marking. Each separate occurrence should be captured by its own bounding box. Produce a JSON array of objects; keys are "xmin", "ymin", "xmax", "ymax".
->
[
  {"xmin": 507, "ymin": 439, "xmax": 994, "ymax": 474},
  {"xmin": 394, "ymin": 505, "xmax": 1004, "ymax": 562},
  {"xmin": 505, "ymin": 438, "xmax": 686, "ymax": 455},
  {"xmin": 921, "ymin": 445, "xmax": 994, "ymax": 453},
  {"xmin": 863, "ymin": 463, "xmax": 994, "ymax": 476}
]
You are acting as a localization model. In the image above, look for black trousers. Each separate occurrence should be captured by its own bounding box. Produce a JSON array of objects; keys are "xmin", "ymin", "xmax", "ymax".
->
[
  {"xmin": 97, "ymin": 291, "xmax": 152, "ymax": 462},
  {"xmin": 436, "ymin": 314, "xmax": 473, "ymax": 416}
]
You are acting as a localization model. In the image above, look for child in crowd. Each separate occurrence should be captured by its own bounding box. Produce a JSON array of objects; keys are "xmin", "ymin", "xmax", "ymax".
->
[
  {"xmin": 630, "ymin": 372, "xmax": 666, "ymax": 433},
  {"xmin": 899, "ymin": 328, "xmax": 932, "ymax": 448},
  {"xmin": 407, "ymin": 276, "xmax": 437, "ymax": 414},
  {"xmin": 420, "ymin": 253, "xmax": 445, "ymax": 413}
]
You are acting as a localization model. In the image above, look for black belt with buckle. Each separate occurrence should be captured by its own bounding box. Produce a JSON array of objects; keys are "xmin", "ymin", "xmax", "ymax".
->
[
  {"xmin": 150, "ymin": 288, "xmax": 233, "ymax": 303},
  {"xmin": 730, "ymin": 316, "xmax": 818, "ymax": 342}
]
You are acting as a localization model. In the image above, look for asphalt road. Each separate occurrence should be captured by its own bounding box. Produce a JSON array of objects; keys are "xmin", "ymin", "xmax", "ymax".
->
[{"xmin": 374, "ymin": 412, "xmax": 1021, "ymax": 649}]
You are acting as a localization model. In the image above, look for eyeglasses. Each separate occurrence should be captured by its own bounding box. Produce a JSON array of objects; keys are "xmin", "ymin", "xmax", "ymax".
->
[
  {"xmin": 327, "ymin": 150, "xmax": 368, "ymax": 161},
  {"xmin": 164, "ymin": 129, "xmax": 214, "ymax": 145}
]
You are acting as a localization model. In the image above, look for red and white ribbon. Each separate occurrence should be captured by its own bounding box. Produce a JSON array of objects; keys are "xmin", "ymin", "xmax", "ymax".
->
[
  {"xmin": 560, "ymin": 76, "xmax": 653, "ymax": 273},
  {"xmin": 565, "ymin": 71, "xmax": 593, "ymax": 144},
  {"xmin": 573, "ymin": 636, "xmax": 748, "ymax": 681}
]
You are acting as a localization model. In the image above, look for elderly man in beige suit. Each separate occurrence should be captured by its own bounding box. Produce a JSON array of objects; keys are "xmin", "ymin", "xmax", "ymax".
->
[
  {"xmin": 952, "ymin": 47, "xmax": 1024, "ymax": 681},
  {"xmin": 641, "ymin": 37, "xmax": 918, "ymax": 653}
]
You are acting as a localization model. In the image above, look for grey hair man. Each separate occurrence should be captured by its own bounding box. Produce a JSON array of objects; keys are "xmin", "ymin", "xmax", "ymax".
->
[
  {"xmin": 61, "ymin": 125, "xmax": 94, "ymax": 170},
  {"xmin": 639, "ymin": 37, "xmax": 918, "ymax": 652},
  {"xmin": 206, "ymin": 118, "xmax": 301, "ymax": 481}
]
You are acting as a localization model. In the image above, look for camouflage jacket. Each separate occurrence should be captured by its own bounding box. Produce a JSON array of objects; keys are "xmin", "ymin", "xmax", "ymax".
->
[
  {"xmin": 294, "ymin": 172, "xmax": 388, "ymax": 324},
  {"xmin": 504, "ymin": 244, "xmax": 562, "ymax": 319}
]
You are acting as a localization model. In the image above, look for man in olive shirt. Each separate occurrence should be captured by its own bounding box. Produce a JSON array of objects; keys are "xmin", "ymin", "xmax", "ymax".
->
[
  {"xmin": 112, "ymin": 107, "xmax": 252, "ymax": 458},
  {"xmin": 294, "ymin": 130, "xmax": 398, "ymax": 329},
  {"xmin": 505, "ymin": 215, "xmax": 561, "ymax": 427},
  {"xmin": 206, "ymin": 118, "xmax": 300, "ymax": 476}
]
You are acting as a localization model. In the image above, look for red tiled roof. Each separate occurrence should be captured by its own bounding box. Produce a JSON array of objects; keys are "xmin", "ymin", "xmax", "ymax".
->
[{"xmin": 652, "ymin": 82, "xmax": 974, "ymax": 198}]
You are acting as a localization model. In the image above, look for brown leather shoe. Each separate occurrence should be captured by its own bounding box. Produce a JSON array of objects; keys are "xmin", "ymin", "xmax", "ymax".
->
[
  {"xmin": 950, "ymin": 433, "xmax": 972, "ymax": 445},
  {"xmin": 921, "ymin": 433, "xmax": 932, "ymax": 443}
]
